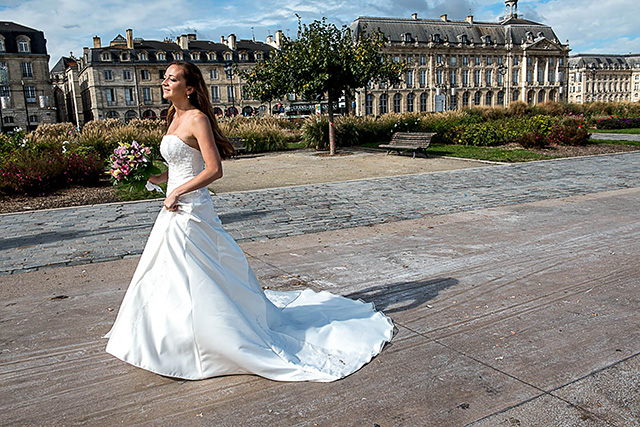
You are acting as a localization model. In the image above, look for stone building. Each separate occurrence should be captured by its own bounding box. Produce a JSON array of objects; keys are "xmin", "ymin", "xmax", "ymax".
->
[
  {"xmin": 51, "ymin": 55, "xmax": 84, "ymax": 126},
  {"xmin": 350, "ymin": 0, "xmax": 570, "ymax": 115},
  {"xmin": 0, "ymin": 21, "xmax": 55, "ymax": 132},
  {"xmin": 568, "ymin": 54, "xmax": 640, "ymax": 104},
  {"xmin": 74, "ymin": 29, "xmax": 280, "ymax": 123}
]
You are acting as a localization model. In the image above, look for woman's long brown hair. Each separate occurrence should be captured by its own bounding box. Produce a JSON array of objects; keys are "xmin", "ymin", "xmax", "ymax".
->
[{"xmin": 165, "ymin": 61, "xmax": 235, "ymax": 159}]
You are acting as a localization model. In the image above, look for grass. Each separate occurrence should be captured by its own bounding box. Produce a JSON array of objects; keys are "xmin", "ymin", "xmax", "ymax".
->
[
  {"xmin": 592, "ymin": 139, "xmax": 640, "ymax": 147},
  {"xmin": 360, "ymin": 141, "xmax": 553, "ymax": 162},
  {"xmin": 592, "ymin": 128, "xmax": 640, "ymax": 134}
]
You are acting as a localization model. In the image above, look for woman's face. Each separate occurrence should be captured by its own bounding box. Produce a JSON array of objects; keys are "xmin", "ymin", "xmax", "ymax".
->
[{"xmin": 162, "ymin": 64, "xmax": 193, "ymax": 101}]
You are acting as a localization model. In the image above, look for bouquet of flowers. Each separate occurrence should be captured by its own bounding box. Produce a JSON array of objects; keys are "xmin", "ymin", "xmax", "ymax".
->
[{"xmin": 109, "ymin": 140, "xmax": 162, "ymax": 192}]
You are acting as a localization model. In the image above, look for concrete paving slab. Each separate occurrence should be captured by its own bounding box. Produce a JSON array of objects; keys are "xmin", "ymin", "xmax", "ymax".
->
[{"xmin": 1, "ymin": 187, "xmax": 639, "ymax": 425}]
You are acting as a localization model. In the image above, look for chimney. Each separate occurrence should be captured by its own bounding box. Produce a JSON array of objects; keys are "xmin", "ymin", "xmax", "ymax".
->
[
  {"xmin": 126, "ymin": 29, "xmax": 133, "ymax": 49},
  {"xmin": 411, "ymin": 13, "xmax": 418, "ymax": 20},
  {"xmin": 274, "ymin": 30, "xmax": 283, "ymax": 48},
  {"xmin": 178, "ymin": 34, "xmax": 189, "ymax": 49},
  {"xmin": 93, "ymin": 36, "xmax": 101, "ymax": 48},
  {"xmin": 440, "ymin": 14, "xmax": 448, "ymax": 22},
  {"xmin": 228, "ymin": 33, "xmax": 237, "ymax": 50},
  {"xmin": 266, "ymin": 35, "xmax": 274, "ymax": 45},
  {"xmin": 466, "ymin": 15, "xmax": 473, "ymax": 24},
  {"xmin": 187, "ymin": 33, "xmax": 197, "ymax": 41}
]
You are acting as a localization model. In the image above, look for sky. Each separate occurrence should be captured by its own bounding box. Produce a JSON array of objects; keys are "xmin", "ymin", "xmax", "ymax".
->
[{"xmin": 1, "ymin": 0, "xmax": 639, "ymax": 67}]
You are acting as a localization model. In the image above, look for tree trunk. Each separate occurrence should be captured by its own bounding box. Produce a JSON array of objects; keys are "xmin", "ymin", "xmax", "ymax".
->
[{"xmin": 327, "ymin": 92, "xmax": 336, "ymax": 155}]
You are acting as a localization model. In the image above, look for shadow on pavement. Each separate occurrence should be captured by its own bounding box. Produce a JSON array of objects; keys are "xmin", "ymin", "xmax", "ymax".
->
[{"xmin": 346, "ymin": 277, "xmax": 458, "ymax": 314}]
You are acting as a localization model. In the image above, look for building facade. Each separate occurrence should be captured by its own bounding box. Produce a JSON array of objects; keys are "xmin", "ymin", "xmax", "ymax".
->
[
  {"xmin": 51, "ymin": 55, "xmax": 85, "ymax": 126},
  {"xmin": 74, "ymin": 29, "xmax": 281, "ymax": 123},
  {"xmin": 350, "ymin": 0, "xmax": 570, "ymax": 115},
  {"xmin": 0, "ymin": 21, "xmax": 55, "ymax": 132},
  {"xmin": 568, "ymin": 54, "xmax": 640, "ymax": 104}
]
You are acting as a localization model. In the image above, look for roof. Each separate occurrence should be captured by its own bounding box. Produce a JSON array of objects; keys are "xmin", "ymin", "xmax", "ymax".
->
[
  {"xmin": 569, "ymin": 53, "xmax": 640, "ymax": 69},
  {"xmin": 350, "ymin": 15, "xmax": 564, "ymax": 49},
  {"xmin": 0, "ymin": 21, "xmax": 39, "ymax": 32}
]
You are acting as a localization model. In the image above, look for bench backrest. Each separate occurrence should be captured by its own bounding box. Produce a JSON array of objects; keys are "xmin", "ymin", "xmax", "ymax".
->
[{"xmin": 390, "ymin": 132, "xmax": 436, "ymax": 147}]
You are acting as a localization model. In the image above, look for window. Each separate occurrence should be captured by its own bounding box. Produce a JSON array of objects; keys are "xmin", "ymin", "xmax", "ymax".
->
[
  {"xmin": 420, "ymin": 93, "xmax": 427, "ymax": 112},
  {"xmin": 21, "ymin": 62, "xmax": 33, "ymax": 78},
  {"xmin": 513, "ymin": 69, "xmax": 519, "ymax": 83},
  {"xmin": 461, "ymin": 35, "xmax": 468, "ymax": 44},
  {"xmin": 474, "ymin": 70, "xmax": 481, "ymax": 87},
  {"xmin": 487, "ymin": 56, "xmax": 492, "ymax": 66},
  {"xmin": 486, "ymin": 91, "xmax": 493, "ymax": 106},
  {"xmin": 175, "ymin": 53, "xmax": 182, "ymax": 60},
  {"xmin": 191, "ymin": 52, "xmax": 200, "ymax": 61},
  {"xmin": 436, "ymin": 69, "xmax": 443, "ymax": 85},
  {"xmin": 105, "ymin": 88, "xmax": 116, "ymax": 105},
  {"xmin": 497, "ymin": 71, "xmax": 504, "ymax": 85},
  {"xmin": 18, "ymin": 38, "xmax": 30, "ymax": 52},
  {"xmin": 451, "ymin": 56, "xmax": 456, "ymax": 66},
  {"xmin": 437, "ymin": 55, "xmax": 442, "ymax": 64},
  {"xmin": 462, "ymin": 70, "xmax": 469, "ymax": 87},
  {"xmin": 393, "ymin": 93, "xmax": 401, "ymax": 113},
  {"xmin": 474, "ymin": 91, "xmax": 481, "ymax": 105},
  {"xmin": 125, "ymin": 88, "xmax": 135, "ymax": 105},
  {"xmin": 475, "ymin": 56, "xmax": 480, "ymax": 66},
  {"xmin": 210, "ymin": 69, "xmax": 218, "ymax": 79},
  {"xmin": 224, "ymin": 53, "xmax": 232, "ymax": 61},
  {"xmin": 121, "ymin": 52, "xmax": 129, "ymax": 61},
  {"xmin": 513, "ymin": 57, "xmax": 519, "ymax": 66},
  {"xmin": 106, "ymin": 111, "xmax": 119, "ymax": 119},
  {"xmin": 406, "ymin": 71, "xmax": 413, "ymax": 88},
  {"xmin": 497, "ymin": 91, "xmax": 504, "ymax": 105},
  {"xmin": 240, "ymin": 53, "xmax": 247, "ymax": 61},
  {"xmin": 433, "ymin": 34, "xmax": 440, "ymax": 43},
  {"xmin": 538, "ymin": 91, "xmax": 544, "ymax": 103},
  {"xmin": 365, "ymin": 94, "xmax": 373, "ymax": 115},
  {"xmin": 406, "ymin": 56, "xmax": 413, "ymax": 64},
  {"xmin": 407, "ymin": 93, "xmax": 414, "ymax": 112},
  {"xmin": 3, "ymin": 116, "xmax": 14, "ymax": 124},
  {"xmin": 143, "ymin": 87, "xmax": 152, "ymax": 104},
  {"xmin": 256, "ymin": 53, "xmax": 262, "ymax": 61},
  {"xmin": 29, "ymin": 114, "xmax": 39, "ymax": 123},
  {"xmin": 141, "ymin": 70, "xmax": 150, "ymax": 80},
  {"xmin": 463, "ymin": 91, "xmax": 469, "ymax": 106},
  {"xmin": 485, "ymin": 36, "xmax": 491, "ymax": 45},
  {"xmin": 450, "ymin": 70, "xmax": 457, "ymax": 85},
  {"xmin": 559, "ymin": 58, "xmax": 564, "ymax": 66},
  {"xmin": 123, "ymin": 70, "xmax": 132, "ymax": 80},
  {"xmin": 498, "ymin": 57, "xmax": 503, "ymax": 65},
  {"xmin": 420, "ymin": 70, "xmax": 426, "ymax": 87},
  {"xmin": 103, "ymin": 70, "xmax": 113, "ymax": 80},
  {"xmin": 420, "ymin": 56, "xmax": 426, "ymax": 65},
  {"xmin": 139, "ymin": 52, "xmax": 148, "ymax": 61},
  {"xmin": 527, "ymin": 57, "xmax": 532, "ymax": 66},
  {"xmin": 157, "ymin": 52, "xmax": 166, "ymax": 61},
  {"xmin": 24, "ymin": 86, "xmax": 36, "ymax": 103},
  {"xmin": 462, "ymin": 56, "xmax": 468, "ymax": 66},
  {"xmin": 513, "ymin": 90, "xmax": 519, "ymax": 101},
  {"xmin": 158, "ymin": 70, "xmax": 165, "ymax": 80},
  {"xmin": 227, "ymin": 85, "xmax": 235, "ymax": 101},
  {"xmin": 0, "ymin": 86, "xmax": 10, "ymax": 98},
  {"xmin": 527, "ymin": 69, "xmax": 533, "ymax": 83},
  {"xmin": 379, "ymin": 93, "xmax": 388, "ymax": 114},
  {"xmin": 548, "ymin": 68, "xmax": 555, "ymax": 83},
  {"xmin": 486, "ymin": 69, "xmax": 492, "ymax": 86},
  {"xmin": 101, "ymin": 52, "xmax": 111, "ymax": 61}
]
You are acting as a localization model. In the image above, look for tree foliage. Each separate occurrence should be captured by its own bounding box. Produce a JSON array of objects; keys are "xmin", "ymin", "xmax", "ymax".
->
[{"xmin": 242, "ymin": 17, "xmax": 406, "ymax": 153}]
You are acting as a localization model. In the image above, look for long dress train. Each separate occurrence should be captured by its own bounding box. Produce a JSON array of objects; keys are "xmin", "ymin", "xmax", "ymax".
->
[{"xmin": 105, "ymin": 134, "xmax": 394, "ymax": 381}]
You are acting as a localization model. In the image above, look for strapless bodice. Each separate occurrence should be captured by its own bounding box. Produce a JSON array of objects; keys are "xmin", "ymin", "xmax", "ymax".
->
[{"xmin": 160, "ymin": 134, "xmax": 210, "ymax": 204}]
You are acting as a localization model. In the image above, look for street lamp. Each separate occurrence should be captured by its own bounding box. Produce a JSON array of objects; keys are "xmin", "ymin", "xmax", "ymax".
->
[
  {"xmin": 497, "ymin": 64, "xmax": 507, "ymax": 106},
  {"xmin": 224, "ymin": 62, "xmax": 236, "ymax": 116}
]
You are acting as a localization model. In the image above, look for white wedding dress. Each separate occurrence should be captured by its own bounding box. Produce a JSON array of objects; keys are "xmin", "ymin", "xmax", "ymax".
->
[{"xmin": 105, "ymin": 134, "xmax": 394, "ymax": 381}]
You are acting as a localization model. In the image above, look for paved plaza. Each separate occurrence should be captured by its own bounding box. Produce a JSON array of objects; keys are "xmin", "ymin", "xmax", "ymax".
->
[
  {"xmin": 1, "ymin": 151, "xmax": 639, "ymax": 425},
  {"xmin": 1, "ymin": 152, "xmax": 640, "ymax": 275}
]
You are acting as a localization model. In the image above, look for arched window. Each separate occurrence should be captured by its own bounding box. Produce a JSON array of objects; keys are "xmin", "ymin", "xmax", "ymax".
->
[
  {"xmin": 365, "ymin": 93, "xmax": 373, "ymax": 115},
  {"xmin": 512, "ymin": 90, "xmax": 519, "ymax": 102},
  {"xmin": 101, "ymin": 52, "xmax": 112, "ymax": 61},
  {"xmin": 224, "ymin": 52, "xmax": 232, "ymax": 61},
  {"xmin": 379, "ymin": 93, "xmax": 388, "ymax": 114},
  {"xmin": 463, "ymin": 91, "xmax": 470, "ymax": 106},
  {"xmin": 213, "ymin": 107, "xmax": 223, "ymax": 116},
  {"xmin": 393, "ymin": 93, "xmax": 402, "ymax": 113},
  {"xmin": 474, "ymin": 91, "xmax": 481, "ymax": 105},
  {"xmin": 106, "ymin": 110, "xmax": 120, "ymax": 119},
  {"xmin": 407, "ymin": 93, "xmax": 414, "ymax": 112},
  {"xmin": 17, "ymin": 37, "xmax": 30, "ymax": 53},
  {"xmin": 121, "ymin": 52, "xmax": 130, "ymax": 61},
  {"xmin": 208, "ymin": 52, "xmax": 216, "ymax": 61},
  {"xmin": 537, "ymin": 90, "xmax": 544, "ymax": 103},
  {"xmin": 160, "ymin": 109, "xmax": 169, "ymax": 120},
  {"xmin": 157, "ymin": 52, "xmax": 166, "ymax": 61},
  {"xmin": 191, "ymin": 52, "xmax": 200, "ymax": 61},
  {"xmin": 242, "ymin": 106, "xmax": 253, "ymax": 116},
  {"xmin": 174, "ymin": 53, "xmax": 182, "ymax": 61},
  {"xmin": 240, "ymin": 52, "xmax": 248, "ymax": 61},
  {"xmin": 497, "ymin": 90, "xmax": 504, "ymax": 106},
  {"xmin": 139, "ymin": 51, "xmax": 148, "ymax": 61},
  {"xmin": 142, "ymin": 110, "xmax": 157, "ymax": 119},
  {"xmin": 420, "ymin": 93, "xmax": 427, "ymax": 112},
  {"xmin": 486, "ymin": 91, "xmax": 493, "ymax": 106},
  {"xmin": 125, "ymin": 110, "xmax": 137, "ymax": 122}
]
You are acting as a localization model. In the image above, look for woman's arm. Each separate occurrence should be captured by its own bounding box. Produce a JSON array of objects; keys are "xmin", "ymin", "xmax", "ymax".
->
[
  {"xmin": 164, "ymin": 114, "xmax": 223, "ymax": 211},
  {"xmin": 148, "ymin": 171, "xmax": 168, "ymax": 185}
]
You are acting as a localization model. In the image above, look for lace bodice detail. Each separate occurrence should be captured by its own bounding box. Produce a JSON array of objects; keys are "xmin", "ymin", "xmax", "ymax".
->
[{"xmin": 160, "ymin": 135, "xmax": 209, "ymax": 203}]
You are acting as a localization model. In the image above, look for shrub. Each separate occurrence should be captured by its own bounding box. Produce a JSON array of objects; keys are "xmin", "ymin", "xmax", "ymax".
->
[
  {"xmin": 507, "ymin": 101, "xmax": 530, "ymax": 118},
  {"xmin": 518, "ymin": 132, "xmax": 548, "ymax": 149},
  {"xmin": 595, "ymin": 116, "xmax": 640, "ymax": 130}
]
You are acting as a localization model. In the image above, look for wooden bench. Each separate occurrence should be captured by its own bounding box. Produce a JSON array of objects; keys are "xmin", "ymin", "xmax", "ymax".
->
[
  {"xmin": 379, "ymin": 132, "xmax": 435, "ymax": 158},
  {"xmin": 227, "ymin": 137, "xmax": 246, "ymax": 157}
]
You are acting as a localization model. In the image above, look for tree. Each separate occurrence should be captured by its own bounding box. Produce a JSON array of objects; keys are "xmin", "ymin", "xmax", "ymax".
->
[{"xmin": 243, "ymin": 17, "xmax": 406, "ymax": 155}]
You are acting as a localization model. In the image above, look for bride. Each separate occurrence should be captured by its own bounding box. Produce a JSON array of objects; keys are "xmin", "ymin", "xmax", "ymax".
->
[{"xmin": 105, "ymin": 61, "xmax": 394, "ymax": 382}]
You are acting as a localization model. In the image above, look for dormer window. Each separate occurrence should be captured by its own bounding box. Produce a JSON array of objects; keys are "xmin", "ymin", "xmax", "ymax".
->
[
  {"xmin": 224, "ymin": 52, "xmax": 232, "ymax": 61},
  {"xmin": 403, "ymin": 33, "xmax": 412, "ymax": 42},
  {"xmin": 433, "ymin": 34, "xmax": 441, "ymax": 43},
  {"xmin": 175, "ymin": 53, "xmax": 182, "ymax": 60},
  {"xmin": 139, "ymin": 51, "xmax": 148, "ymax": 61},
  {"xmin": 157, "ymin": 52, "xmax": 166, "ymax": 61},
  {"xmin": 191, "ymin": 52, "xmax": 200, "ymax": 61},
  {"xmin": 461, "ymin": 35, "xmax": 468, "ymax": 44},
  {"xmin": 256, "ymin": 52, "xmax": 262, "ymax": 61},
  {"xmin": 240, "ymin": 52, "xmax": 247, "ymax": 61},
  {"xmin": 208, "ymin": 52, "xmax": 216, "ymax": 61},
  {"xmin": 101, "ymin": 52, "xmax": 112, "ymax": 61},
  {"xmin": 17, "ymin": 37, "xmax": 30, "ymax": 53},
  {"xmin": 485, "ymin": 36, "xmax": 492, "ymax": 45},
  {"xmin": 121, "ymin": 52, "xmax": 130, "ymax": 61}
]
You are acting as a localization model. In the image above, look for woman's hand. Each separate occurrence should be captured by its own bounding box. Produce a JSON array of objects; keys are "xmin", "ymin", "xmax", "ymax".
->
[{"xmin": 163, "ymin": 190, "xmax": 180, "ymax": 212}]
